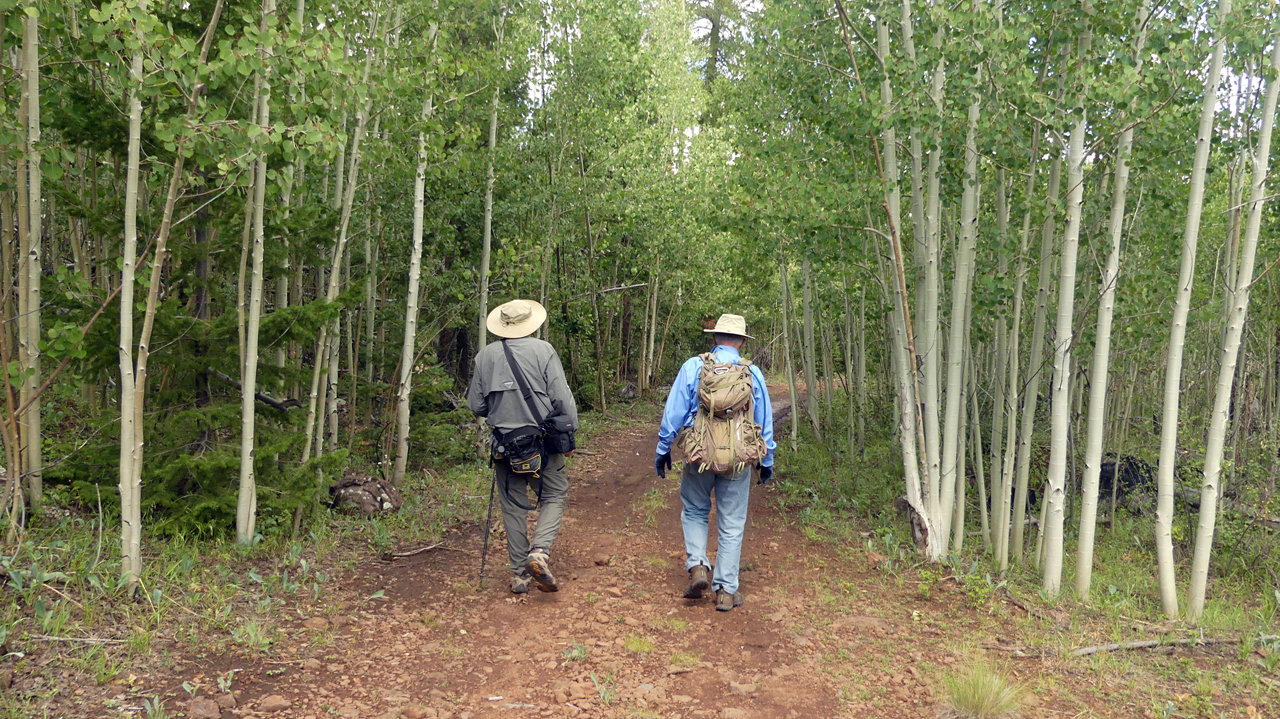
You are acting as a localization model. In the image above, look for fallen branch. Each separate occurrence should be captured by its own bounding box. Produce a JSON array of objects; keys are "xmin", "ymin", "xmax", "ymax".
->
[
  {"xmin": 206, "ymin": 367, "xmax": 303, "ymax": 412},
  {"xmin": 37, "ymin": 635, "xmax": 126, "ymax": 645},
  {"xmin": 1071, "ymin": 635, "xmax": 1278, "ymax": 657},
  {"xmin": 379, "ymin": 542, "xmax": 463, "ymax": 560}
]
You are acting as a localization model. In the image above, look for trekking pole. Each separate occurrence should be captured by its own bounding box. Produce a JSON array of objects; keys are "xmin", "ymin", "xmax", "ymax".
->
[{"xmin": 479, "ymin": 473, "xmax": 497, "ymax": 583}]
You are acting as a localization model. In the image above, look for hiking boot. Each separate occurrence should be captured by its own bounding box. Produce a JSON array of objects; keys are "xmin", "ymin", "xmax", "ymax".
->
[
  {"xmin": 526, "ymin": 548, "xmax": 559, "ymax": 593},
  {"xmin": 683, "ymin": 564, "xmax": 711, "ymax": 599},
  {"xmin": 511, "ymin": 573, "xmax": 532, "ymax": 594},
  {"xmin": 715, "ymin": 589, "xmax": 744, "ymax": 612}
]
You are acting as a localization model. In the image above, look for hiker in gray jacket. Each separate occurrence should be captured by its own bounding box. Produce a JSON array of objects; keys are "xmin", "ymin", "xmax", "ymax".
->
[{"xmin": 467, "ymin": 299, "xmax": 577, "ymax": 594}]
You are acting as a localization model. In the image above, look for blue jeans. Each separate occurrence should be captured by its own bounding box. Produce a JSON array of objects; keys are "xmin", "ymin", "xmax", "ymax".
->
[{"xmin": 680, "ymin": 464, "xmax": 751, "ymax": 594}]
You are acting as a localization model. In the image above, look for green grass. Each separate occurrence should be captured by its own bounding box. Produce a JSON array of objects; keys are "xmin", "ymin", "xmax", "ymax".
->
[
  {"xmin": 650, "ymin": 616, "xmax": 689, "ymax": 632},
  {"xmin": 940, "ymin": 663, "xmax": 1024, "ymax": 719},
  {"xmin": 669, "ymin": 651, "xmax": 699, "ymax": 666},
  {"xmin": 624, "ymin": 634, "xmax": 656, "ymax": 654},
  {"xmin": 561, "ymin": 642, "xmax": 589, "ymax": 663}
]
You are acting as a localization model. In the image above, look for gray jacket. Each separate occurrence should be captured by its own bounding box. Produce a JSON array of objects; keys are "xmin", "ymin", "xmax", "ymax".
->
[{"xmin": 466, "ymin": 337, "xmax": 578, "ymax": 431}]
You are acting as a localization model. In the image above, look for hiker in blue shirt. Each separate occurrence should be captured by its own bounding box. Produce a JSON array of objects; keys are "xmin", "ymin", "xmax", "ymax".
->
[{"xmin": 655, "ymin": 313, "xmax": 775, "ymax": 611}]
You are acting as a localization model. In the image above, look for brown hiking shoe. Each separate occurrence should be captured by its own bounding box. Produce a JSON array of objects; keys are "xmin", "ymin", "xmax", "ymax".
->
[
  {"xmin": 683, "ymin": 565, "xmax": 711, "ymax": 599},
  {"xmin": 526, "ymin": 548, "xmax": 558, "ymax": 593},
  {"xmin": 715, "ymin": 589, "xmax": 744, "ymax": 612}
]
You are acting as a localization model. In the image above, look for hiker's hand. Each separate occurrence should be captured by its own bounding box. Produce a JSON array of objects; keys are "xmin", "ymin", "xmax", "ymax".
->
[
  {"xmin": 564, "ymin": 450, "xmax": 575, "ymax": 457},
  {"xmin": 757, "ymin": 465, "xmax": 773, "ymax": 485},
  {"xmin": 655, "ymin": 453, "xmax": 673, "ymax": 478}
]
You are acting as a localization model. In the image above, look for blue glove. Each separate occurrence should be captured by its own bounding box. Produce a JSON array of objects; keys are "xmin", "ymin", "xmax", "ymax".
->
[
  {"xmin": 655, "ymin": 453, "xmax": 673, "ymax": 478},
  {"xmin": 757, "ymin": 465, "xmax": 773, "ymax": 485}
]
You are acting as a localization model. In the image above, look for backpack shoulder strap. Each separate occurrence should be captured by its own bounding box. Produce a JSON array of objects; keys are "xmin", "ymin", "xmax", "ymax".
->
[{"xmin": 501, "ymin": 340, "xmax": 545, "ymax": 426}]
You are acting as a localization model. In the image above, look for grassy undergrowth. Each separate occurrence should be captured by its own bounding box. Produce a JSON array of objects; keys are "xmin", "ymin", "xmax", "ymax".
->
[
  {"xmin": 0, "ymin": 403, "xmax": 634, "ymax": 718},
  {"xmin": 770, "ymin": 394, "xmax": 1280, "ymax": 715}
]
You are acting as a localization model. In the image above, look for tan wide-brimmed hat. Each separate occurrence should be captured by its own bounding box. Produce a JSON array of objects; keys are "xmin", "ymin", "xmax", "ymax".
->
[
  {"xmin": 486, "ymin": 299, "xmax": 548, "ymax": 339},
  {"xmin": 703, "ymin": 313, "xmax": 754, "ymax": 339}
]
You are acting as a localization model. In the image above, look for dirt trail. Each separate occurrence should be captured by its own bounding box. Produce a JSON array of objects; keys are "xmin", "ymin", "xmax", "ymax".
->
[
  {"xmin": 338, "ymin": 424, "xmax": 851, "ymax": 719},
  {"xmin": 179, "ymin": 400, "xmax": 957, "ymax": 719}
]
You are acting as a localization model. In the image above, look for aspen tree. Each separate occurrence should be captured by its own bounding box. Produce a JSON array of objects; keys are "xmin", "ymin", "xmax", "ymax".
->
[
  {"xmin": 119, "ymin": 0, "xmax": 147, "ymax": 587},
  {"xmin": 1076, "ymin": 2, "xmax": 1150, "ymax": 599},
  {"xmin": 1011, "ymin": 156, "xmax": 1061, "ymax": 563},
  {"xmin": 477, "ymin": 14, "xmax": 506, "ymax": 354},
  {"xmin": 780, "ymin": 260, "xmax": 799, "ymax": 452},
  {"xmin": 324, "ymin": 12, "xmax": 380, "ymax": 455},
  {"xmin": 1187, "ymin": 30, "xmax": 1280, "ymax": 621},
  {"xmin": 1042, "ymin": 2, "xmax": 1091, "ymax": 594},
  {"xmin": 938, "ymin": 23, "xmax": 983, "ymax": 544},
  {"xmin": 20, "ymin": 11, "xmax": 40, "ymax": 511},
  {"xmin": 995, "ymin": 131, "xmax": 1043, "ymax": 570},
  {"xmin": 801, "ymin": 257, "xmax": 821, "ymax": 438},
  {"xmin": 1155, "ymin": 0, "xmax": 1230, "ymax": 618},
  {"xmin": 393, "ymin": 51, "xmax": 439, "ymax": 485},
  {"xmin": 238, "ymin": 0, "xmax": 277, "ymax": 544}
]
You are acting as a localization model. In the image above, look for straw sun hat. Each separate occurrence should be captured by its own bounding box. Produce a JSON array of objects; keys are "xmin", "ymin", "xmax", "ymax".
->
[
  {"xmin": 486, "ymin": 299, "xmax": 548, "ymax": 339},
  {"xmin": 703, "ymin": 313, "xmax": 754, "ymax": 340}
]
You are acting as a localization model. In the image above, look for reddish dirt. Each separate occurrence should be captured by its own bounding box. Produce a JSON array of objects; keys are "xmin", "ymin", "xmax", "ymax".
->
[{"xmin": 127, "ymin": 402, "xmax": 1276, "ymax": 719}]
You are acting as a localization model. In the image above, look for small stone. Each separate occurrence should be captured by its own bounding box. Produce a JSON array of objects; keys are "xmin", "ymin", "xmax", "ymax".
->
[
  {"xmin": 215, "ymin": 693, "xmax": 237, "ymax": 709},
  {"xmin": 673, "ymin": 695, "xmax": 694, "ymax": 704},
  {"xmin": 304, "ymin": 658, "xmax": 323, "ymax": 671},
  {"xmin": 594, "ymin": 554, "xmax": 612, "ymax": 566},
  {"xmin": 729, "ymin": 683, "xmax": 756, "ymax": 695},
  {"xmin": 554, "ymin": 691, "xmax": 568, "ymax": 704},
  {"xmin": 623, "ymin": 618, "xmax": 638, "ymax": 627},
  {"xmin": 606, "ymin": 587, "xmax": 623, "ymax": 597},
  {"xmin": 188, "ymin": 697, "xmax": 222, "ymax": 719},
  {"xmin": 260, "ymin": 695, "xmax": 291, "ymax": 712},
  {"xmin": 770, "ymin": 666, "xmax": 792, "ymax": 678},
  {"xmin": 332, "ymin": 616, "xmax": 354, "ymax": 627},
  {"xmin": 722, "ymin": 709, "xmax": 748, "ymax": 719},
  {"xmin": 403, "ymin": 706, "xmax": 427, "ymax": 719},
  {"xmin": 302, "ymin": 617, "xmax": 330, "ymax": 630}
]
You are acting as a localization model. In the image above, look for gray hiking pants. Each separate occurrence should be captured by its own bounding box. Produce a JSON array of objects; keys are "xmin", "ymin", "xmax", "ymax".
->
[{"xmin": 495, "ymin": 453, "xmax": 569, "ymax": 575}]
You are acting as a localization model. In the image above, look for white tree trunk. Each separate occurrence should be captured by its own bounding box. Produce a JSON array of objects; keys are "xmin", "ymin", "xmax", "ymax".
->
[
  {"xmin": 1155, "ymin": 0, "xmax": 1230, "ymax": 619},
  {"xmin": 1012, "ymin": 157, "xmax": 1061, "ymax": 563},
  {"xmin": 476, "ymin": 18, "xmax": 503, "ymax": 353},
  {"xmin": 21, "ymin": 15, "xmax": 40, "ymax": 511},
  {"xmin": 1043, "ymin": 102, "xmax": 1088, "ymax": 596},
  {"xmin": 939, "ymin": 75, "xmax": 982, "ymax": 545},
  {"xmin": 118, "ymin": 2, "xmax": 146, "ymax": 587},
  {"xmin": 1076, "ymin": 3, "xmax": 1149, "ymax": 598},
  {"xmin": 392, "ymin": 90, "xmax": 435, "ymax": 485},
  {"xmin": 237, "ymin": 0, "xmax": 276, "ymax": 544},
  {"xmin": 1186, "ymin": 26, "xmax": 1278, "ymax": 621}
]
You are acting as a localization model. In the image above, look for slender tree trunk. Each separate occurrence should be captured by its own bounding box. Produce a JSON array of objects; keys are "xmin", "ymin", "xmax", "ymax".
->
[
  {"xmin": 1012, "ymin": 157, "xmax": 1061, "ymax": 563},
  {"xmin": 1077, "ymin": 2, "xmax": 1148, "ymax": 598},
  {"xmin": 1187, "ymin": 25, "xmax": 1278, "ymax": 622},
  {"xmin": 118, "ymin": 1, "xmax": 147, "ymax": 588},
  {"xmin": 476, "ymin": 18, "xmax": 504, "ymax": 354},
  {"xmin": 997, "ymin": 131, "xmax": 1043, "ymax": 570},
  {"xmin": 781, "ymin": 260, "xmax": 799, "ymax": 452},
  {"xmin": 392, "ymin": 89, "xmax": 436, "ymax": 484},
  {"xmin": 1043, "ymin": 47, "xmax": 1090, "ymax": 595},
  {"xmin": 938, "ymin": 66, "xmax": 982, "ymax": 545},
  {"xmin": 1156, "ymin": 0, "xmax": 1230, "ymax": 619},
  {"xmin": 801, "ymin": 257, "xmax": 821, "ymax": 438},
  {"xmin": 322, "ymin": 13, "xmax": 379, "ymax": 455},
  {"xmin": 20, "ymin": 14, "xmax": 40, "ymax": 511},
  {"xmin": 238, "ymin": 0, "xmax": 277, "ymax": 544}
]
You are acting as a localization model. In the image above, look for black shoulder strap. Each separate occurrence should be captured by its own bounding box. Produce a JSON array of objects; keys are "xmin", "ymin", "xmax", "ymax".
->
[{"xmin": 501, "ymin": 339, "xmax": 545, "ymax": 426}]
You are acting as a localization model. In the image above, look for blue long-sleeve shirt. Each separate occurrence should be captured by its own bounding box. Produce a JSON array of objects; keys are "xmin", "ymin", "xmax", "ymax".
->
[{"xmin": 656, "ymin": 345, "xmax": 776, "ymax": 467}]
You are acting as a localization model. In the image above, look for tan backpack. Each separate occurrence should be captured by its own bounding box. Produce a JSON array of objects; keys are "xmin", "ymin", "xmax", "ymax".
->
[{"xmin": 677, "ymin": 353, "xmax": 767, "ymax": 474}]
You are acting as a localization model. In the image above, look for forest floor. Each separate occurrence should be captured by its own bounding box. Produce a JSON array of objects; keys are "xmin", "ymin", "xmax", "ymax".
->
[{"xmin": 17, "ymin": 397, "xmax": 1279, "ymax": 719}]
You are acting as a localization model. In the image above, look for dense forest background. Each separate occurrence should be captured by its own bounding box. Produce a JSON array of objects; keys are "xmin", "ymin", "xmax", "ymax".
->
[{"xmin": 4, "ymin": 0, "xmax": 1280, "ymax": 655}]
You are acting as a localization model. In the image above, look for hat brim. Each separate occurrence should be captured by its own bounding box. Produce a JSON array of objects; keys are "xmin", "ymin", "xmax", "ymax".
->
[
  {"xmin": 487, "ymin": 301, "xmax": 548, "ymax": 339},
  {"xmin": 703, "ymin": 329, "xmax": 754, "ymax": 340}
]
